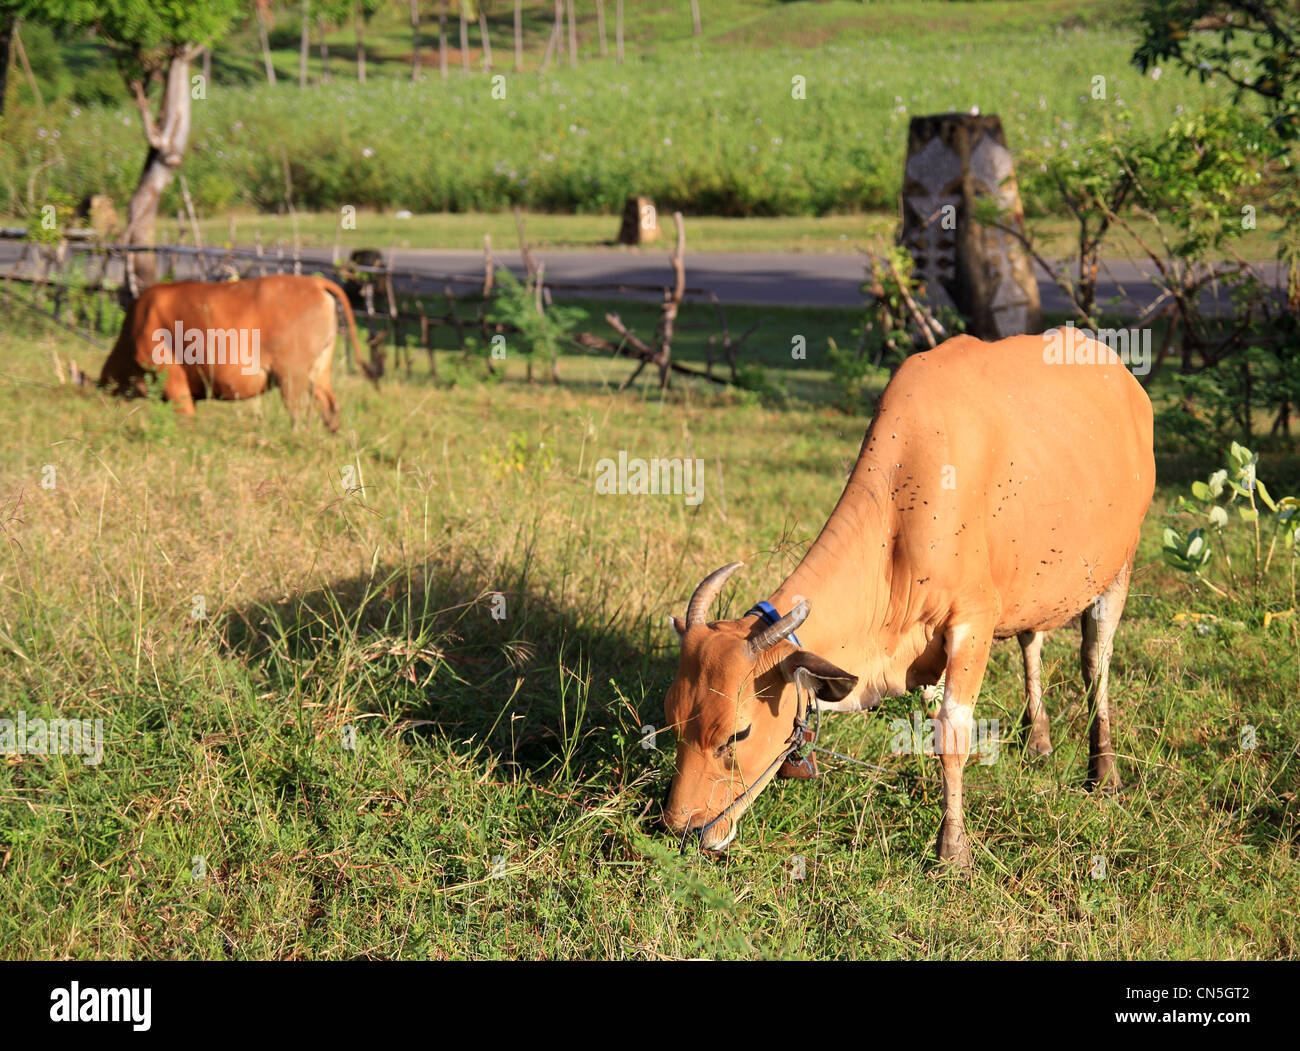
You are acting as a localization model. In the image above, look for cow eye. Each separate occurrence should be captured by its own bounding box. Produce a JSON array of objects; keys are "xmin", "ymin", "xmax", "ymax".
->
[{"xmin": 716, "ymin": 725, "xmax": 751, "ymax": 755}]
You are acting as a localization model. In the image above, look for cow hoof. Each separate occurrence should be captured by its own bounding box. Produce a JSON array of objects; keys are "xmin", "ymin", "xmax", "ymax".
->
[
  {"xmin": 1086, "ymin": 771, "xmax": 1124, "ymax": 796},
  {"xmin": 934, "ymin": 824, "xmax": 972, "ymax": 870},
  {"xmin": 1025, "ymin": 738, "xmax": 1053, "ymax": 760}
]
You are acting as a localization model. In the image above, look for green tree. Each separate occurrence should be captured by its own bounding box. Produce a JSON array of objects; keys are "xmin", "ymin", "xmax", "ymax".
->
[
  {"xmin": 18, "ymin": 0, "xmax": 242, "ymax": 289},
  {"xmin": 1133, "ymin": 1, "xmax": 1300, "ymax": 433},
  {"xmin": 1133, "ymin": 1, "xmax": 1300, "ymax": 296},
  {"xmin": 1133, "ymin": 1, "xmax": 1299, "ymax": 140}
]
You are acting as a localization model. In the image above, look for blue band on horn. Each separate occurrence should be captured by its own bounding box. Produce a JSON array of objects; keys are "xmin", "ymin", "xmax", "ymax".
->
[{"xmin": 744, "ymin": 600, "xmax": 802, "ymax": 649}]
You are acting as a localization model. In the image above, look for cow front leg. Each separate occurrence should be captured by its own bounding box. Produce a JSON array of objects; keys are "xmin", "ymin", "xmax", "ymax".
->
[
  {"xmin": 934, "ymin": 620, "xmax": 995, "ymax": 869},
  {"xmin": 162, "ymin": 366, "xmax": 196, "ymax": 418},
  {"xmin": 1017, "ymin": 629, "xmax": 1052, "ymax": 757},
  {"xmin": 1081, "ymin": 561, "xmax": 1132, "ymax": 792}
]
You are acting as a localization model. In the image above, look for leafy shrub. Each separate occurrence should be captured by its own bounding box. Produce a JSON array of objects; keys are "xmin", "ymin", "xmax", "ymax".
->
[
  {"xmin": 487, "ymin": 269, "xmax": 587, "ymax": 381},
  {"xmin": 1163, "ymin": 442, "xmax": 1300, "ymax": 605}
]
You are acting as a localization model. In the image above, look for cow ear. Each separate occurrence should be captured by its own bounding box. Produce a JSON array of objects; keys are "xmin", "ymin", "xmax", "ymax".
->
[
  {"xmin": 780, "ymin": 651, "xmax": 857, "ymax": 702},
  {"xmin": 670, "ymin": 616, "xmax": 687, "ymax": 639}
]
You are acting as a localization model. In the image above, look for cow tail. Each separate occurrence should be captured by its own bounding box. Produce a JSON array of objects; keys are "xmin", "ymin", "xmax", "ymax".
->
[{"xmin": 319, "ymin": 277, "xmax": 381, "ymax": 383}]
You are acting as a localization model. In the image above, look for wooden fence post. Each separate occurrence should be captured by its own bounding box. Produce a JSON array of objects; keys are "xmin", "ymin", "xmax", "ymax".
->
[
  {"xmin": 445, "ymin": 284, "xmax": 465, "ymax": 353},
  {"xmin": 654, "ymin": 212, "xmax": 686, "ymax": 388},
  {"xmin": 420, "ymin": 310, "xmax": 437, "ymax": 379}
]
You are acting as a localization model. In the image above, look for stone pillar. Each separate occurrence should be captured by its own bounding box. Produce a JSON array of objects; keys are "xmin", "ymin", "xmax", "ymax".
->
[
  {"xmin": 900, "ymin": 113, "xmax": 1041, "ymax": 339},
  {"xmin": 617, "ymin": 195, "xmax": 660, "ymax": 245}
]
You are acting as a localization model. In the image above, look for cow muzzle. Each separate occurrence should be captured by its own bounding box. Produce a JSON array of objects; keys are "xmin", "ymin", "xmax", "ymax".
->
[
  {"xmin": 662, "ymin": 795, "xmax": 738, "ymax": 854},
  {"xmin": 676, "ymin": 814, "xmax": 738, "ymax": 854}
]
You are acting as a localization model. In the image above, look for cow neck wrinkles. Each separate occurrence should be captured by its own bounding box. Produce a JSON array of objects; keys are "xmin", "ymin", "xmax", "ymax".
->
[{"xmin": 766, "ymin": 443, "xmax": 914, "ymax": 696}]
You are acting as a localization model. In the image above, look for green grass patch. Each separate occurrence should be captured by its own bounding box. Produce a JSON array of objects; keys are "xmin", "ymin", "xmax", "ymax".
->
[{"xmin": 0, "ymin": 307, "xmax": 1296, "ymax": 959}]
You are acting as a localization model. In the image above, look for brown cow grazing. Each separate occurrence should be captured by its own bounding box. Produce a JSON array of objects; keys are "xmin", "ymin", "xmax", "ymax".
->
[
  {"xmin": 663, "ymin": 332, "xmax": 1155, "ymax": 866},
  {"xmin": 98, "ymin": 274, "xmax": 378, "ymax": 431}
]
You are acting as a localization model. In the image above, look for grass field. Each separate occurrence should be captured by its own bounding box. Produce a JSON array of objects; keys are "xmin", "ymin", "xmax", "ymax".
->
[{"xmin": 1, "ymin": 302, "xmax": 1297, "ymax": 959}]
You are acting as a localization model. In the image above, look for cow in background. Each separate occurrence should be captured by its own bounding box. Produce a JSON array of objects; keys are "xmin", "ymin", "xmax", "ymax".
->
[{"xmin": 99, "ymin": 274, "xmax": 379, "ymax": 431}]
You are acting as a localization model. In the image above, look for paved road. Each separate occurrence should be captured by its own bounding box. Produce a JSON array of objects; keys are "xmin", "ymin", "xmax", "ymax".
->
[
  {"xmin": 379, "ymin": 248, "xmax": 1288, "ymax": 318},
  {"xmin": 2, "ymin": 241, "xmax": 1287, "ymax": 318}
]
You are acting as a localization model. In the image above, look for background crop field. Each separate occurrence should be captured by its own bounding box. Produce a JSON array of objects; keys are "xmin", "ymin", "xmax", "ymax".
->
[
  {"xmin": 0, "ymin": 312, "xmax": 1297, "ymax": 959},
  {"xmin": 2, "ymin": 0, "xmax": 1241, "ymax": 223}
]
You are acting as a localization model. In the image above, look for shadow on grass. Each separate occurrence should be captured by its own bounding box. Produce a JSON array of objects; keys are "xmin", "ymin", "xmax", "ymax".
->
[{"xmin": 219, "ymin": 554, "xmax": 679, "ymax": 783}]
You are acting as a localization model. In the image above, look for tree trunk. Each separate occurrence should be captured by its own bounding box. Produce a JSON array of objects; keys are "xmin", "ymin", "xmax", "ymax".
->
[
  {"xmin": 299, "ymin": 2, "xmax": 310, "ymax": 88},
  {"xmin": 596, "ymin": 0, "xmax": 607, "ymax": 57},
  {"xmin": 479, "ymin": 7, "xmax": 492, "ymax": 71},
  {"xmin": 13, "ymin": 23, "xmax": 43, "ymax": 107},
  {"xmin": 438, "ymin": 1, "xmax": 448, "ymax": 78},
  {"xmin": 566, "ymin": 0, "xmax": 577, "ymax": 67},
  {"xmin": 411, "ymin": 0, "xmax": 421, "ymax": 80},
  {"xmin": 539, "ymin": 2, "xmax": 560, "ymax": 73},
  {"xmin": 123, "ymin": 51, "xmax": 196, "ymax": 292},
  {"xmin": 513, "ymin": 0, "xmax": 522, "ymax": 72},
  {"xmin": 256, "ymin": 2, "xmax": 277, "ymax": 85},
  {"xmin": 356, "ymin": 9, "xmax": 366, "ymax": 84},
  {"xmin": 319, "ymin": 17, "xmax": 331, "ymax": 82},
  {"xmin": 616, "ymin": 0, "xmax": 624, "ymax": 64},
  {"xmin": 0, "ymin": 16, "xmax": 15, "ymax": 118},
  {"xmin": 458, "ymin": 1, "xmax": 470, "ymax": 72},
  {"xmin": 691, "ymin": 0, "xmax": 701, "ymax": 36}
]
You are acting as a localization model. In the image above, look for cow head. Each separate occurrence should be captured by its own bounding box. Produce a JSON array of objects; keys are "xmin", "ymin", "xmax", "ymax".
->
[
  {"xmin": 98, "ymin": 298, "xmax": 151, "ymax": 396},
  {"xmin": 97, "ymin": 340, "xmax": 150, "ymax": 397},
  {"xmin": 662, "ymin": 563, "xmax": 857, "ymax": 851}
]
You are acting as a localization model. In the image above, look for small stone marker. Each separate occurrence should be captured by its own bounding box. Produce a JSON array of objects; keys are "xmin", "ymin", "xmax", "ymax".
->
[
  {"xmin": 75, "ymin": 194, "xmax": 121, "ymax": 241},
  {"xmin": 618, "ymin": 195, "xmax": 660, "ymax": 245},
  {"xmin": 900, "ymin": 113, "xmax": 1041, "ymax": 339}
]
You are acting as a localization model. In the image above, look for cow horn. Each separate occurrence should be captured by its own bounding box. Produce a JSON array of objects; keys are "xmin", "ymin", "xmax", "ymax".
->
[
  {"xmin": 685, "ymin": 562, "xmax": 744, "ymax": 628},
  {"xmin": 747, "ymin": 599, "xmax": 810, "ymax": 656}
]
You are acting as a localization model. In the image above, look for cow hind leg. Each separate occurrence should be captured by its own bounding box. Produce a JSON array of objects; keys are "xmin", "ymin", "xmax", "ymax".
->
[
  {"xmin": 309, "ymin": 338, "xmax": 340, "ymax": 432},
  {"xmin": 1080, "ymin": 560, "xmax": 1132, "ymax": 793},
  {"xmin": 313, "ymin": 383, "xmax": 340, "ymax": 433},
  {"xmin": 934, "ymin": 617, "xmax": 996, "ymax": 870},
  {"xmin": 1017, "ymin": 629, "xmax": 1052, "ymax": 757}
]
